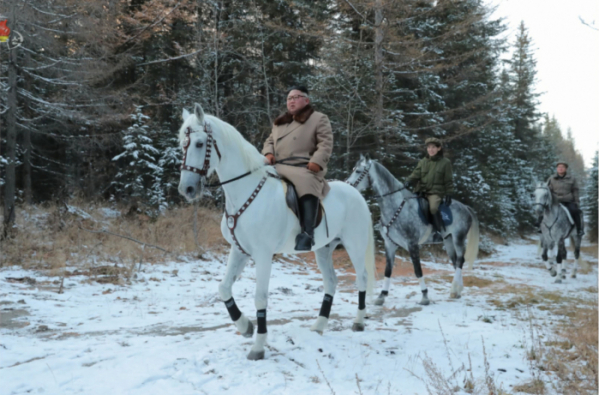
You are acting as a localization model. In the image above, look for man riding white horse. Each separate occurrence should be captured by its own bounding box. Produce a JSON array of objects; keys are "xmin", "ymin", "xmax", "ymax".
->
[
  {"xmin": 262, "ymin": 86, "xmax": 333, "ymax": 250},
  {"xmin": 537, "ymin": 162, "xmax": 584, "ymax": 236}
]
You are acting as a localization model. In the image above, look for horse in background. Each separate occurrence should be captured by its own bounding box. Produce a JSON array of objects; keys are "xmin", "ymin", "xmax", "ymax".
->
[
  {"xmin": 346, "ymin": 157, "xmax": 479, "ymax": 305},
  {"xmin": 533, "ymin": 182, "xmax": 587, "ymax": 282}
]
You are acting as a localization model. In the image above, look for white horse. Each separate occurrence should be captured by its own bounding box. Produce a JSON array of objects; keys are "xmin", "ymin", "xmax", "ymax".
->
[
  {"xmin": 178, "ymin": 104, "xmax": 375, "ymax": 360},
  {"xmin": 533, "ymin": 183, "xmax": 587, "ymax": 282}
]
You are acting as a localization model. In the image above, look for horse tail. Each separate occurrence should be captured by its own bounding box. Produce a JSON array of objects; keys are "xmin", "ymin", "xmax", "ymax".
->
[
  {"xmin": 365, "ymin": 217, "xmax": 376, "ymax": 297},
  {"xmin": 464, "ymin": 206, "xmax": 480, "ymax": 271}
]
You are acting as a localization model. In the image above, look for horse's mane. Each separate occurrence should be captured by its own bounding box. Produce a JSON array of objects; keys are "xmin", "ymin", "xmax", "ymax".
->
[
  {"xmin": 373, "ymin": 161, "xmax": 404, "ymax": 189},
  {"xmin": 179, "ymin": 114, "xmax": 268, "ymax": 177}
]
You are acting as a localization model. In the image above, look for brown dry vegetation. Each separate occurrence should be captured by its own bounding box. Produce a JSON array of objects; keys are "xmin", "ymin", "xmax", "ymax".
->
[{"xmin": 0, "ymin": 202, "xmax": 225, "ymax": 275}]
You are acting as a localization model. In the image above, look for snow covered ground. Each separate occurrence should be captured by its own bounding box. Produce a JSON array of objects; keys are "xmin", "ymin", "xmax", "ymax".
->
[{"xmin": 1, "ymin": 238, "xmax": 597, "ymax": 395}]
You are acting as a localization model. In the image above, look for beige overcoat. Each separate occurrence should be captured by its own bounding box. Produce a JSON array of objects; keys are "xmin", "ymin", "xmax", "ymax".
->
[{"xmin": 262, "ymin": 107, "xmax": 333, "ymax": 199}]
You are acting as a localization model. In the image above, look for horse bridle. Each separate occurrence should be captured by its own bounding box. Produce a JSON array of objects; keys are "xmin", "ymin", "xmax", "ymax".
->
[
  {"xmin": 346, "ymin": 161, "xmax": 406, "ymax": 198},
  {"xmin": 181, "ymin": 123, "xmax": 221, "ymax": 177},
  {"xmin": 532, "ymin": 186, "xmax": 551, "ymax": 211},
  {"xmin": 181, "ymin": 122, "xmax": 261, "ymax": 188},
  {"xmin": 347, "ymin": 161, "xmax": 372, "ymax": 188}
]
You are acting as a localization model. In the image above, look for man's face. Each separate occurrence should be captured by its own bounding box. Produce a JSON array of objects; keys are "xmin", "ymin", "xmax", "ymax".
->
[
  {"xmin": 557, "ymin": 164, "xmax": 567, "ymax": 176},
  {"xmin": 286, "ymin": 90, "xmax": 310, "ymax": 114},
  {"xmin": 427, "ymin": 144, "xmax": 440, "ymax": 157}
]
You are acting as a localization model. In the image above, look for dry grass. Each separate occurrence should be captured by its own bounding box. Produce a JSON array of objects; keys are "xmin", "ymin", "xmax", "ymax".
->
[
  {"xmin": 542, "ymin": 305, "xmax": 598, "ymax": 394},
  {"xmin": 580, "ymin": 245, "xmax": 598, "ymax": 260},
  {"xmin": 0, "ymin": 201, "xmax": 225, "ymax": 277}
]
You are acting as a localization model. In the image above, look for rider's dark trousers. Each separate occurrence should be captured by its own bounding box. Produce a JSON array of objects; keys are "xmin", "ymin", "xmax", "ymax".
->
[{"xmin": 561, "ymin": 201, "xmax": 583, "ymax": 234}]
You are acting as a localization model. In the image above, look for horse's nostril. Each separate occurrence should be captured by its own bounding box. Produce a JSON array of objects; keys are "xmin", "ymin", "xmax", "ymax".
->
[{"xmin": 186, "ymin": 186, "xmax": 195, "ymax": 195}]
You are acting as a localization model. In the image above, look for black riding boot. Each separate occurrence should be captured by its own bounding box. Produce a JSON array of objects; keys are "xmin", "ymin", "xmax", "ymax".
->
[
  {"xmin": 431, "ymin": 212, "xmax": 445, "ymax": 243},
  {"xmin": 295, "ymin": 194, "xmax": 319, "ymax": 251},
  {"xmin": 574, "ymin": 212, "xmax": 585, "ymax": 236}
]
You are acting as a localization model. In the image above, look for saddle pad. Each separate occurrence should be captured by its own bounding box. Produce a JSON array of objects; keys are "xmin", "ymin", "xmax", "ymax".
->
[
  {"xmin": 559, "ymin": 204, "xmax": 575, "ymax": 225},
  {"xmin": 417, "ymin": 197, "xmax": 453, "ymax": 226}
]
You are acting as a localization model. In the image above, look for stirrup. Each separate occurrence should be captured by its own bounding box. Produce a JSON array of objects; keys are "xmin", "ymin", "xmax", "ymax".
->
[{"xmin": 295, "ymin": 231, "xmax": 314, "ymax": 251}]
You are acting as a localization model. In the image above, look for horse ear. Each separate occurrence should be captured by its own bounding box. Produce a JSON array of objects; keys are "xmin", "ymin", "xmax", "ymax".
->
[
  {"xmin": 194, "ymin": 103, "xmax": 205, "ymax": 124},
  {"xmin": 360, "ymin": 154, "xmax": 365, "ymax": 161},
  {"xmin": 182, "ymin": 108, "xmax": 191, "ymax": 121}
]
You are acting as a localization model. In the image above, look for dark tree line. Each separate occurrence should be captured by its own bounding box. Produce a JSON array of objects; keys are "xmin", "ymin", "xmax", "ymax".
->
[{"xmin": 0, "ymin": 0, "xmax": 591, "ymax": 237}]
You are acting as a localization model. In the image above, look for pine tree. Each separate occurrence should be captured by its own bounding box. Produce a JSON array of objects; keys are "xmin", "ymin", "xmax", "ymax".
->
[
  {"xmin": 112, "ymin": 107, "xmax": 162, "ymax": 212},
  {"xmin": 508, "ymin": 21, "xmax": 542, "ymax": 148},
  {"xmin": 584, "ymin": 151, "xmax": 598, "ymax": 242}
]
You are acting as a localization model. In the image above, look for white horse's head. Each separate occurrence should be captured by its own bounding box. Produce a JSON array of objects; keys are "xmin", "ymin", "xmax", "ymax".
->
[
  {"xmin": 533, "ymin": 182, "xmax": 552, "ymax": 216},
  {"xmin": 177, "ymin": 103, "xmax": 217, "ymax": 202},
  {"xmin": 346, "ymin": 155, "xmax": 372, "ymax": 191}
]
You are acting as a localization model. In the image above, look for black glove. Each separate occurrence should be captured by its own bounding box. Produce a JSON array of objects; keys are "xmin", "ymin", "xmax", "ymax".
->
[
  {"xmin": 443, "ymin": 195, "xmax": 452, "ymax": 206},
  {"xmin": 404, "ymin": 179, "xmax": 415, "ymax": 190}
]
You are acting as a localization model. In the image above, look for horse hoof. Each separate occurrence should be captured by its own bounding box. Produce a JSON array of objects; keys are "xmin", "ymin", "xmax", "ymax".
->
[
  {"xmin": 571, "ymin": 274, "xmax": 577, "ymax": 279},
  {"xmin": 419, "ymin": 298, "xmax": 430, "ymax": 306},
  {"xmin": 242, "ymin": 320, "xmax": 254, "ymax": 338},
  {"xmin": 554, "ymin": 279, "xmax": 562, "ymax": 284},
  {"xmin": 449, "ymin": 293, "xmax": 461, "ymax": 299},
  {"xmin": 374, "ymin": 297, "xmax": 385, "ymax": 306},
  {"xmin": 352, "ymin": 323, "xmax": 365, "ymax": 332},
  {"xmin": 311, "ymin": 329, "xmax": 324, "ymax": 336},
  {"xmin": 550, "ymin": 269, "xmax": 557, "ymax": 277},
  {"xmin": 247, "ymin": 350, "xmax": 265, "ymax": 361}
]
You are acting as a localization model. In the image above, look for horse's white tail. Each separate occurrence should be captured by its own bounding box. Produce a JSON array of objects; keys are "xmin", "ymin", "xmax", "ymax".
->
[
  {"xmin": 464, "ymin": 207, "xmax": 480, "ymax": 270},
  {"xmin": 365, "ymin": 218, "xmax": 376, "ymax": 296}
]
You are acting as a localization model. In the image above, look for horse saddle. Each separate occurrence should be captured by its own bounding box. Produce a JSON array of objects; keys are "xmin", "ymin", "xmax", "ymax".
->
[
  {"xmin": 417, "ymin": 197, "xmax": 453, "ymax": 226},
  {"xmin": 559, "ymin": 203, "xmax": 575, "ymax": 225},
  {"xmin": 281, "ymin": 180, "xmax": 324, "ymax": 227}
]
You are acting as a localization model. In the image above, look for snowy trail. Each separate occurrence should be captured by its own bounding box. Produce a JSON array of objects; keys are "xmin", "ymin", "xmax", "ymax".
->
[{"xmin": 1, "ymin": 239, "xmax": 596, "ymax": 394}]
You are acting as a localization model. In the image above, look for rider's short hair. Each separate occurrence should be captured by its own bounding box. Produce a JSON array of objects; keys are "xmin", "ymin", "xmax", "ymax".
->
[{"xmin": 287, "ymin": 86, "xmax": 309, "ymax": 96}]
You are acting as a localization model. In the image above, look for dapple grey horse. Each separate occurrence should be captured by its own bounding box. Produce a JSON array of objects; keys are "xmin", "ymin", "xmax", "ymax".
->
[
  {"xmin": 533, "ymin": 182, "xmax": 587, "ymax": 282},
  {"xmin": 346, "ymin": 157, "xmax": 479, "ymax": 304}
]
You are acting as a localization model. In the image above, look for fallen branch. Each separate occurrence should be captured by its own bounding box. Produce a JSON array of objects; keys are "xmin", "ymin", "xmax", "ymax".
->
[{"xmin": 77, "ymin": 222, "xmax": 170, "ymax": 254}]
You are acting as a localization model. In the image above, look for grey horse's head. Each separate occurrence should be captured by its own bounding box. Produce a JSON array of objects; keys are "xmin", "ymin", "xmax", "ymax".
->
[
  {"xmin": 346, "ymin": 155, "xmax": 372, "ymax": 191},
  {"xmin": 177, "ymin": 103, "xmax": 213, "ymax": 202},
  {"xmin": 532, "ymin": 182, "xmax": 552, "ymax": 216}
]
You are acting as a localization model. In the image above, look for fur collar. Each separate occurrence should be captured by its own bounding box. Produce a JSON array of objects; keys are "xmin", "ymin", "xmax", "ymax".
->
[{"xmin": 274, "ymin": 105, "xmax": 315, "ymax": 126}]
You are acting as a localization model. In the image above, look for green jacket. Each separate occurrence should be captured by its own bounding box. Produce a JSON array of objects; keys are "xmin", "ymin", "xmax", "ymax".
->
[{"xmin": 407, "ymin": 155, "xmax": 454, "ymax": 196}]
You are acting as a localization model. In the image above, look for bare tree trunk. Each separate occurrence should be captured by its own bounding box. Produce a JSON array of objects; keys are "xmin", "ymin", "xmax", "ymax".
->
[
  {"xmin": 213, "ymin": 1, "xmax": 221, "ymax": 118},
  {"xmin": 3, "ymin": 6, "xmax": 18, "ymax": 233},
  {"xmin": 22, "ymin": 51, "xmax": 32, "ymax": 205},
  {"xmin": 374, "ymin": 0, "xmax": 384, "ymax": 151}
]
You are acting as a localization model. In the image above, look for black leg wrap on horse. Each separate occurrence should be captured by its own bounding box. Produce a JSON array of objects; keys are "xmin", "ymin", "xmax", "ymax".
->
[
  {"xmin": 257, "ymin": 309, "xmax": 267, "ymax": 334},
  {"xmin": 358, "ymin": 291, "xmax": 366, "ymax": 310},
  {"xmin": 381, "ymin": 290, "xmax": 389, "ymax": 296},
  {"xmin": 422, "ymin": 289, "xmax": 428, "ymax": 296},
  {"xmin": 384, "ymin": 265, "xmax": 393, "ymax": 278},
  {"xmin": 224, "ymin": 297, "xmax": 242, "ymax": 322},
  {"xmin": 319, "ymin": 294, "xmax": 334, "ymax": 318}
]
